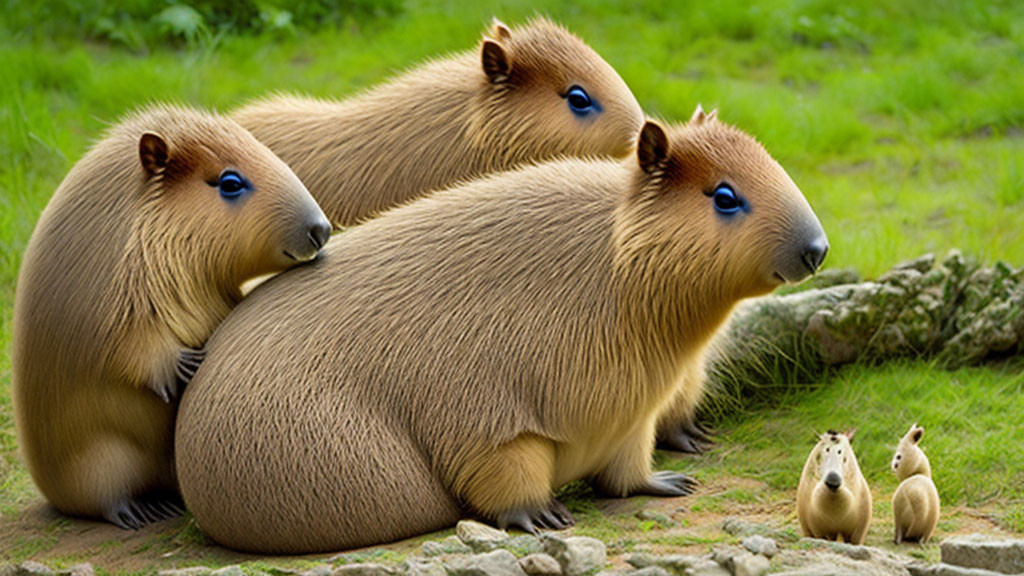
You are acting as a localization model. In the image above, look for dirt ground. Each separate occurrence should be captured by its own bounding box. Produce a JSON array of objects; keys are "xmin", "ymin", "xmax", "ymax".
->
[{"xmin": 1, "ymin": 469, "xmax": 1015, "ymax": 573}]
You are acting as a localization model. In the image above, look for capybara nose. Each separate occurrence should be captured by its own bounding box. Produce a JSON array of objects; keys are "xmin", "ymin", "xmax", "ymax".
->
[
  {"xmin": 824, "ymin": 471, "xmax": 842, "ymax": 492},
  {"xmin": 307, "ymin": 219, "xmax": 331, "ymax": 251},
  {"xmin": 801, "ymin": 237, "xmax": 829, "ymax": 275}
]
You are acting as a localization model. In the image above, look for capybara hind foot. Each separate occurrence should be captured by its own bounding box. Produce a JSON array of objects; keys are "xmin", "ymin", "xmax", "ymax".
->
[
  {"xmin": 657, "ymin": 419, "xmax": 713, "ymax": 454},
  {"xmin": 104, "ymin": 491, "xmax": 184, "ymax": 530},
  {"xmin": 631, "ymin": 471, "xmax": 699, "ymax": 497},
  {"xmin": 496, "ymin": 498, "xmax": 575, "ymax": 534}
]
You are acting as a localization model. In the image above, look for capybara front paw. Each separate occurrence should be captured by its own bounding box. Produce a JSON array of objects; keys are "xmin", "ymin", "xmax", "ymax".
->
[
  {"xmin": 103, "ymin": 492, "xmax": 185, "ymax": 530},
  {"xmin": 633, "ymin": 470, "xmax": 699, "ymax": 497},
  {"xmin": 495, "ymin": 498, "xmax": 575, "ymax": 534},
  {"xmin": 657, "ymin": 419, "xmax": 713, "ymax": 454},
  {"xmin": 174, "ymin": 346, "xmax": 207, "ymax": 387}
]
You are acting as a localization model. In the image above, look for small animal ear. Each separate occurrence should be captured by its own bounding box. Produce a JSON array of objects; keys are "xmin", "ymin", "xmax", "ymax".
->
[
  {"xmin": 843, "ymin": 428, "xmax": 857, "ymax": 440},
  {"xmin": 139, "ymin": 131, "xmax": 169, "ymax": 176},
  {"xmin": 911, "ymin": 427, "xmax": 924, "ymax": 444},
  {"xmin": 481, "ymin": 39, "xmax": 511, "ymax": 84},
  {"xmin": 707, "ymin": 108, "xmax": 719, "ymax": 121},
  {"xmin": 491, "ymin": 17, "xmax": 512, "ymax": 41},
  {"xmin": 690, "ymin": 104, "xmax": 707, "ymax": 125},
  {"xmin": 637, "ymin": 120, "xmax": 669, "ymax": 175}
]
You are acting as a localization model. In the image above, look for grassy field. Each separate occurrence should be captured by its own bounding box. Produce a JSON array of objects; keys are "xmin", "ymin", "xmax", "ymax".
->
[{"xmin": 1, "ymin": 0, "xmax": 1022, "ymax": 568}]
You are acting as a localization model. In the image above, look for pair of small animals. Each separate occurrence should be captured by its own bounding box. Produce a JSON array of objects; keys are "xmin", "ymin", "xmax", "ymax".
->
[
  {"xmin": 14, "ymin": 18, "xmax": 830, "ymax": 553},
  {"xmin": 798, "ymin": 424, "xmax": 941, "ymax": 546}
]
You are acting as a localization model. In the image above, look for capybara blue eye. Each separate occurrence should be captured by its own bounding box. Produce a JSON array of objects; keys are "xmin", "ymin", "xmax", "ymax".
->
[
  {"xmin": 217, "ymin": 170, "xmax": 248, "ymax": 199},
  {"xmin": 566, "ymin": 86, "xmax": 595, "ymax": 116},
  {"xmin": 713, "ymin": 185, "xmax": 743, "ymax": 215}
]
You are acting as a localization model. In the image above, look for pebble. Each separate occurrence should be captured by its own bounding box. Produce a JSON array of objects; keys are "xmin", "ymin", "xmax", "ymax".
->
[{"xmin": 542, "ymin": 534, "xmax": 607, "ymax": 576}]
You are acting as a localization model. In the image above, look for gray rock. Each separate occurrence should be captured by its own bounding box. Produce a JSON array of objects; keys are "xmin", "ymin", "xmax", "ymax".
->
[
  {"xmin": 158, "ymin": 569, "xmax": 212, "ymax": 576},
  {"xmin": 456, "ymin": 520, "xmax": 511, "ymax": 553},
  {"xmin": 941, "ymin": 534, "xmax": 1024, "ymax": 574},
  {"xmin": 423, "ymin": 536, "xmax": 474, "ymax": 557},
  {"xmin": 300, "ymin": 566, "xmax": 333, "ymax": 576},
  {"xmin": 58, "ymin": 565, "xmax": 94, "ymax": 576},
  {"xmin": 628, "ymin": 568, "xmax": 671, "ymax": 576},
  {"xmin": 331, "ymin": 564, "xmax": 397, "ymax": 576},
  {"xmin": 17, "ymin": 564, "xmax": 54, "ymax": 576},
  {"xmin": 444, "ymin": 550, "xmax": 528, "ymax": 576},
  {"xmin": 682, "ymin": 560, "xmax": 730, "ymax": 576},
  {"xmin": 211, "ymin": 568, "xmax": 245, "ymax": 576},
  {"xmin": 909, "ymin": 563, "xmax": 1012, "ymax": 576},
  {"xmin": 506, "ymin": 535, "xmax": 544, "ymax": 556},
  {"xmin": 729, "ymin": 553, "xmax": 770, "ymax": 576},
  {"xmin": 542, "ymin": 534, "xmax": 606, "ymax": 576},
  {"xmin": 405, "ymin": 559, "xmax": 446, "ymax": 576},
  {"xmin": 741, "ymin": 535, "xmax": 778, "ymax": 558},
  {"xmin": 518, "ymin": 554, "xmax": 562, "ymax": 576},
  {"xmin": 636, "ymin": 510, "xmax": 676, "ymax": 528},
  {"xmin": 627, "ymin": 553, "xmax": 706, "ymax": 572},
  {"xmin": 797, "ymin": 538, "xmax": 871, "ymax": 561},
  {"xmin": 1, "ymin": 565, "xmax": 16, "ymax": 576}
]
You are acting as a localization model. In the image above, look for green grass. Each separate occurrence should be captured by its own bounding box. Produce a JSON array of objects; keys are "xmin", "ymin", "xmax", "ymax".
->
[{"xmin": 1, "ymin": 0, "xmax": 1023, "ymax": 562}]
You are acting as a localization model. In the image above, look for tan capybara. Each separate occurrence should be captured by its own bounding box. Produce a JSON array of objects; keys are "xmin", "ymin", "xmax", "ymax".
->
[
  {"xmin": 797, "ymin": 429, "xmax": 872, "ymax": 544},
  {"xmin": 12, "ymin": 105, "xmax": 331, "ymax": 529},
  {"xmin": 232, "ymin": 17, "xmax": 644, "ymax": 228},
  {"xmin": 891, "ymin": 423, "xmax": 940, "ymax": 544},
  {"xmin": 176, "ymin": 108, "xmax": 828, "ymax": 553}
]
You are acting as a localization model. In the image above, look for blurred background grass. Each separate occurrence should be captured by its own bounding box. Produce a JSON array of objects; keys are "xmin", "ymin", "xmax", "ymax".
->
[{"xmin": 1, "ymin": 0, "xmax": 1022, "ymax": 545}]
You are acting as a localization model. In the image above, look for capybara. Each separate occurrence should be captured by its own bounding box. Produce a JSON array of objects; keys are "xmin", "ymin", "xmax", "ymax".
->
[
  {"xmin": 797, "ymin": 429, "xmax": 873, "ymax": 544},
  {"xmin": 232, "ymin": 17, "xmax": 644, "ymax": 228},
  {"xmin": 12, "ymin": 104, "xmax": 330, "ymax": 529},
  {"xmin": 891, "ymin": 423, "xmax": 940, "ymax": 544},
  {"xmin": 176, "ymin": 109, "xmax": 828, "ymax": 553}
]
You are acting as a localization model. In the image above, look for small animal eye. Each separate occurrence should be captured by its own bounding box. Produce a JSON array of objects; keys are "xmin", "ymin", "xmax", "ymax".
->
[
  {"xmin": 712, "ymin": 184, "xmax": 743, "ymax": 215},
  {"xmin": 565, "ymin": 86, "xmax": 595, "ymax": 116},
  {"xmin": 838, "ymin": 449, "xmax": 842, "ymax": 454},
  {"xmin": 217, "ymin": 170, "xmax": 248, "ymax": 199},
  {"xmin": 896, "ymin": 454, "xmax": 901, "ymax": 460},
  {"xmin": 825, "ymin": 447, "xmax": 830, "ymax": 453}
]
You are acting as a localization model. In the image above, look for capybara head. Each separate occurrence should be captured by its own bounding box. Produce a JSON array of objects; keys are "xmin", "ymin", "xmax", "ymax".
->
[
  {"xmin": 628, "ymin": 107, "xmax": 828, "ymax": 300},
  {"xmin": 892, "ymin": 423, "xmax": 930, "ymax": 480},
  {"xmin": 805, "ymin": 429, "xmax": 860, "ymax": 496},
  {"xmin": 134, "ymin": 107, "xmax": 330, "ymax": 290},
  {"xmin": 476, "ymin": 17, "xmax": 644, "ymax": 163}
]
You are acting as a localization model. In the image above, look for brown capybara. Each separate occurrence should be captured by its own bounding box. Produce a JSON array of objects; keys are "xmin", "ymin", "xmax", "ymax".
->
[
  {"xmin": 12, "ymin": 104, "xmax": 330, "ymax": 529},
  {"xmin": 175, "ymin": 109, "xmax": 828, "ymax": 553},
  {"xmin": 891, "ymin": 423, "xmax": 940, "ymax": 544},
  {"xmin": 232, "ymin": 17, "xmax": 644, "ymax": 228},
  {"xmin": 797, "ymin": 430, "xmax": 873, "ymax": 544}
]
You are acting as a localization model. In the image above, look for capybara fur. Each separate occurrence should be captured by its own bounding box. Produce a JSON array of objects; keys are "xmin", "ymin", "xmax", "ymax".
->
[
  {"xmin": 12, "ymin": 105, "xmax": 330, "ymax": 529},
  {"xmin": 891, "ymin": 423, "xmax": 940, "ymax": 544},
  {"xmin": 232, "ymin": 17, "xmax": 643, "ymax": 228},
  {"xmin": 176, "ymin": 110, "xmax": 828, "ymax": 553},
  {"xmin": 797, "ymin": 430, "xmax": 872, "ymax": 545}
]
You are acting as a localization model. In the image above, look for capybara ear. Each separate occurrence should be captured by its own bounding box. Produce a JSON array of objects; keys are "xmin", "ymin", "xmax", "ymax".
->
[
  {"xmin": 690, "ymin": 104, "xmax": 708, "ymax": 125},
  {"xmin": 844, "ymin": 428, "xmax": 858, "ymax": 440},
  {"xmin": 706, "ymin": 108, "xmax": 719, "ymax": 122},
  {"xmin": 911, "ymin": 426, "xmax": 924, "ymax": 444},
  {"xmin": 139, "ymin": 131, "xmax": 169, "ymax": 176},
  {"xmin": 481, "ymin": 39, "xmax": 511, "ymax": 83},
  {"xmin": 491, "ymin": 17, "xmax": 512, "ymax": 41},
  {"xmin": 637, "ymin": 120, "xmax": 669, "ymax": 175}
]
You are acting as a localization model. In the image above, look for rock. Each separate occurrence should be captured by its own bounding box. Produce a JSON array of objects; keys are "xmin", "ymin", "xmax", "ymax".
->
[
  {"xmin": 910, "ymin": 563, "xmax": 1013, "ymax": 576},
  {"xmin": 58, "ymin": 566, "xmax": 93, "ymax": 576},
  {"xmin": 423, "ymin": 535, "xmax": 474, "ymax": 557},
  {"xmin": 299, "ymin": 567, "xmax": 333, "ymax": 576},
  {"xmin": 797, "ymin": 538, "xmax": 871, "ymax": 561},
  {"xmin": 158, "ymin": 569, "xmax": 212, "ymax": 576},
  {"xmin": 542, "ymin": 534, "xmax": 606, "ymax": 576},
  {"xmin": 518, "ymin": 554, "xmax": 562, "ymax": 576},
  {"xmin": 682, "ymin": 560, "xmax": 730, "ymax": 576},
  {"xmin": 331, "ymin": 565, "xmax": 396, "ymax": 576},
  {"xmin": 16, "ymin": 564, "xmax": 54, "ymax": 576},
  {"xmin": 627, "ymin": 553, "xmax": 705, "ymax": 572},
  {"xmin": 628, "ymin": 568, "xmax": 671, "ymax": 576},
  {"xmin": 636, "ymin": 510, "xmax": 676, "ymax": 529},
  {"xmin": 505, "ymin": 535, "xmax": 544, "ymax": 556},
  {"xmin": 741, "ymin": 535, "xmax": 778, "ymax": 558},
  {"xmin": 444, "ymin": 550, "xmax": 528, "ymax": 576},
  {"xmin": 456, "ymin": 520, "xmax": 511, "ymax": 553},
  {"xmin": 405, "ymin": 560, "xmax": 446, "ymax": 576},
  {"xmin": 940, "ymin": 534, "xmax": 1024, "ymax": 574},
  {"xmin": 729, "ymin": 553, "xmax": 770, "ymax": 576},
  {"xmin": 211, "ymin": 568, "xmax": 245, "ymax": 576}
]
